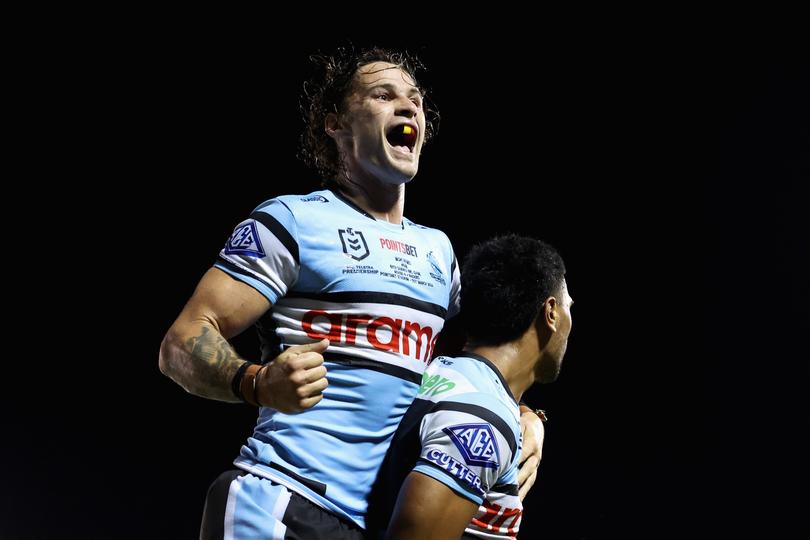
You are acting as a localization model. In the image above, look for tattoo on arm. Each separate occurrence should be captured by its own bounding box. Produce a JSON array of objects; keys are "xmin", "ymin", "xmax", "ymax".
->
[
  {"xmin": 186, "ymin": 326, "xmax": 237, "ymax": 370},
  {"xmin": 183, "ymin": 325, "xmax": 243, "ymax": 399}
]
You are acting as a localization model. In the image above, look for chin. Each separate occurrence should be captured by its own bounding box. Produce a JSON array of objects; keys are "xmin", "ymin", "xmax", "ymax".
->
[
  {"xmin": 536, "ymin": 361, "xmax": 562, "ymax": 384},
  {"xmin": 382, "ymin": 149, "xmax": 419, "ymax": 181},
  {"xmin": 379, "ymin": 166, "xmax": 417, "ymax": 185}
]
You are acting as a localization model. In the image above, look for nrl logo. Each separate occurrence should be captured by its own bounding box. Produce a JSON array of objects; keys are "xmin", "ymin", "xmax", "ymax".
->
[{"xmin": 339, "ymin": 227, "xmax": 370, "ymax": 261}]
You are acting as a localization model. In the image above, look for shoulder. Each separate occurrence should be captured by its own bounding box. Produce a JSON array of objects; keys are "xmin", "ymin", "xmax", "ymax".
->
[
  {"xmin": 252, "ymin": 189, "xmax": 332, "ymax": 216},
  {"xmin": 422, "ymin": 360, "xmax": 517, "ymax": 425},
  {"xmin": 404, "ymin": 217, "xmax": 453, "ymax": 247}
]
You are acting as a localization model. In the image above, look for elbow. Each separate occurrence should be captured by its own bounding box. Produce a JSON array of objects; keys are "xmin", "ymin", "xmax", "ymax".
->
[
  {"xmin": 158, "ymin": 328, "xmax": 199, "ymax": 396},
  {"xmin": 158, "ymin": 331, "xmax": 178, "ymax": 378}
]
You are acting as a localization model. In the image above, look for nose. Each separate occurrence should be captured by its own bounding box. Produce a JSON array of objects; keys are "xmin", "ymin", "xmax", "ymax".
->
[{"xmin": 395, "ymin": 96, "xmax": 419, "ymax": 119}]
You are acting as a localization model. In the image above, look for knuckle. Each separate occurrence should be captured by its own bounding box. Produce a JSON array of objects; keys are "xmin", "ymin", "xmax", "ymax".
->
[{"xmin": 287, "ymin": 358, "xmax": 303, "ymax": 371}]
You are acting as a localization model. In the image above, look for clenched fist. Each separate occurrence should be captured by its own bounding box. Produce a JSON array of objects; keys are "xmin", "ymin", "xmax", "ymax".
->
[{"xmin": 255, "ymin": 339, "xmax": 330, "ymax": 413}]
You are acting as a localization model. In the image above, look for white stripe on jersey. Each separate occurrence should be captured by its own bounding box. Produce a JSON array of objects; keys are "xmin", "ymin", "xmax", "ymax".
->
[
  {"xmin": 223, "ymin": 476, "xmax": 242, "ymax": 540},
  {"xmin": 466, "ymin": 491, "xmax": 522, "ymax": 539}
]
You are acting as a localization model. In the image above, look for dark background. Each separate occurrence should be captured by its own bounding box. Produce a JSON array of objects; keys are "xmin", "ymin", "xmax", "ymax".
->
[{"xmin": 7, "ymin": 34, "xmax": 806, "ymax": 539}]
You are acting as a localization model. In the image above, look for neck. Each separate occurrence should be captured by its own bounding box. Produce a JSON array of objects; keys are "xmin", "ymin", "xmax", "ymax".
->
[
  {"xmin": 335, "ymin": 174, "xmax": 405, "ymax": 225},
  {"xmin": 467, "ymin": 333, "xmax": 540, "ymax": 402}
]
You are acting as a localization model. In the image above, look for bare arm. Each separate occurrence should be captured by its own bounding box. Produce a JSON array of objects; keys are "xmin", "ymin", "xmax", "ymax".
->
[
  {"xmin": 385, "ymin": 472, "xmax": 478, "ymax": 540},
  {"xmin": 159, "ymin": 267, "xmax": 330, "ymax": 412},
  {"xmin": 159, "ymin": 267, "xmax": 270, "ymax": 401}
]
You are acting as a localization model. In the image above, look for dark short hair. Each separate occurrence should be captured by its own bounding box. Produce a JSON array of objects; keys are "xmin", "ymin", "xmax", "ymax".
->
[
  {"xmin": 461, "ymin": 234, "xmax": 566, "ymax": 345},
  {"xmin": 298, "ymin": 46, "xmax": 439, "ymax": 183}
]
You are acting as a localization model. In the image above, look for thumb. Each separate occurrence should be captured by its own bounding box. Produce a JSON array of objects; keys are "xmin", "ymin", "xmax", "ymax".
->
[{"xmin": 288, "ymin": 338, "xmax": 330, "ymax": 355}]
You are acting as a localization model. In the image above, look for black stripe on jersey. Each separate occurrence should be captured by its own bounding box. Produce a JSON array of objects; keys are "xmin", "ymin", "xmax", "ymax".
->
[
  {"xmin": 285, "ymin": 291, "xmax": 447, "ymax": 319},
  {"xmin": 269, "ymin": 462, "xmax": 327, "ymax": 496},
  {"xmin": 451, "ymin": 254, "xmax": 457, "ymax": 276},
  {"xmin": 490, "ymin": 483, "xmax": 519, "ymax": 495},
  {"xmin": 431, "ymin": 401, "xmax": 517, "ymax": 455},
  {"xmin": 325, "ymin": 352, "xmax": 421, "ymax": 384},
  {"xmin": 250, "ymin": 210, "xmax": 300, "ymax": 264}
]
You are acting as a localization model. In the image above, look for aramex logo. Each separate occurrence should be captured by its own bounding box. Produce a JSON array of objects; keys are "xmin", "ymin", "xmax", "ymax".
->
[{"xmin": 301, "ymin": 310, "xmax": 438, "ymax": 361}]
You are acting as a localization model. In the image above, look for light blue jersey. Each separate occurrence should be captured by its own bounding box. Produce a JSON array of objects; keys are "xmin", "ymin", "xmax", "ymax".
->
[
  {"xmin": 214, "ymin": 189, "xmax": 460, "ymax": 527},
  {"xmin": 370, "ymin": 353, "xmax": 522, "ymax": 539}
]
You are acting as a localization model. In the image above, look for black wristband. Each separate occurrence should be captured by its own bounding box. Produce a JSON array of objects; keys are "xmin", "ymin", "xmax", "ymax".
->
[
  {"xmin": 252, "ymin": 364, "xmax": 269, "ymax": 408},
  {"xmin": 231, "ymin": 361, "xmax": 253, "ymax": 401}
]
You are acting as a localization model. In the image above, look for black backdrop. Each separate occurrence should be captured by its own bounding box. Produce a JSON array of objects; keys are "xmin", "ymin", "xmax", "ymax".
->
[{"xmin": 7, "ymin": 34, "xmax": 806, "ymax": 539}]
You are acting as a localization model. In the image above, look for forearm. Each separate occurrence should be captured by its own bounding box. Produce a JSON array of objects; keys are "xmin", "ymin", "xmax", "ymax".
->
[
  {"xmin": 386, "ymin": 473, "xmax": 477, "ymax": 540},
  {"xmin": 159, "ymin": 320, "xmax": 246, "ymax": 402}
]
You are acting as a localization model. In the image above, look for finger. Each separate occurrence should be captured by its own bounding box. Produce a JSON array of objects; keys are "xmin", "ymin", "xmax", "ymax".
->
[
  {"xmin": 518, "ymin": 469, "xmax": 537, "ymax": 501},
  {"xmin": 290, "ymin": 351, "xmax": 326, "ymax": 370},
  {"xmin": 302, "ymin": 365, "xmax": 328, "ymax": 383},
  {"xmin": 520, "ymin": 439, "xmax": 543, "ymax": 465},
  {"xmin": 517, "ymin": 455, "xmax": 539, "ymax": 483},
  {"xmin": 297, "ymin": 393, "xmax": 324, "ymax": 410},
  {"xmin": 519, "ymin": 448, "xmax": 529, "ymax": 466},
  {"xmin": 520, "ymin": 433, "xmax": 542, "ymax": 465},
  {"xmin": 298, "ymin": 377, "xmax": 328, "ymax": 398},
  {"xmin": 286, "ymin": 338, "xmax": 330, "ymax": 355}
]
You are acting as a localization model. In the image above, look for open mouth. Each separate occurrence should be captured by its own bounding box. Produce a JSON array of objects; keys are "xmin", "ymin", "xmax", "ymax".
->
[{"xmin": 386, "ymin": 124, "xmax": 418, "ymax": 154}]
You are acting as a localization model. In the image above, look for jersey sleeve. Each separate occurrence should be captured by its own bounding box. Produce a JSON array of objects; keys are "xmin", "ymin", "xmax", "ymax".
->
[
  {"xmin": 412, "ymin": 400, "xmax": 517, "ymax": 505},
  {"xmin": 214, "ymin": 199, "xmax": 300, "ymax": 304}
]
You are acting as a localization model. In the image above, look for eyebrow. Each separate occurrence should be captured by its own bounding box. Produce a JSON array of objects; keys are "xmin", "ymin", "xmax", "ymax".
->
[{"xmin": 368, "ymin": 83, "xmax": 423, "ymax": 98}]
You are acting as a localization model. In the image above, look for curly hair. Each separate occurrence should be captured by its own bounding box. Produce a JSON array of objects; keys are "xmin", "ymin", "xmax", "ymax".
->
[
  {"xmin": 298, "ymin": 45, "xmax": 439, "ymax": 183},
  {"xmin": 461, "ymin": 235, "xmax": 567, "ymax": 346}
]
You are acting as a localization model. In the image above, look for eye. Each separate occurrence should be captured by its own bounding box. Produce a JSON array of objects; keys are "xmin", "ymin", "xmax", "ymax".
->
[
  {"xmin": 411, "ymin": 98, "xmax": 422, "ymax": 108},
  {"xmin": 376, "ymin": 93, "xmax": 390, "ymax": 101}
]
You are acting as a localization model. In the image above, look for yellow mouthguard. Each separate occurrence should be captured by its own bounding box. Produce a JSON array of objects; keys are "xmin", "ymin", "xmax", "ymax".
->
[{"xmin": 402, "ymin": 126, "xmax": 413, "ymax": 135}]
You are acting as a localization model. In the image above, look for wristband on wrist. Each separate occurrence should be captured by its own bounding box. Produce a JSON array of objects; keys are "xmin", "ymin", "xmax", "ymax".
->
[
  {"xmin": 231, "ymin": 361, "xmax": 253, "ymax": 401},
  {"xmin": 252, "ymin": 365, "xmax": 269, "ymax": 408},
  {"xmin": 240, "ymin": 364, "xmax": 265, "ymax": 407}
]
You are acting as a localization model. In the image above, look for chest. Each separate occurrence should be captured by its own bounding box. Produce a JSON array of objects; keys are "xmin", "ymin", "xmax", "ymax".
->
[{"xmin": 294, "ymin": 214, "xmax": 452, "ymax": 305}]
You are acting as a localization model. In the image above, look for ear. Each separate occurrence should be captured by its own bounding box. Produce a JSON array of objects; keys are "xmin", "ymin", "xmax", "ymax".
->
[
  {"xmin": 325, "ymin": 112, "xmax": 343, "ymax": 139},
  {"xmin": 544, "ymin": 297, "xmax": 559, "ymax": 332}
]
